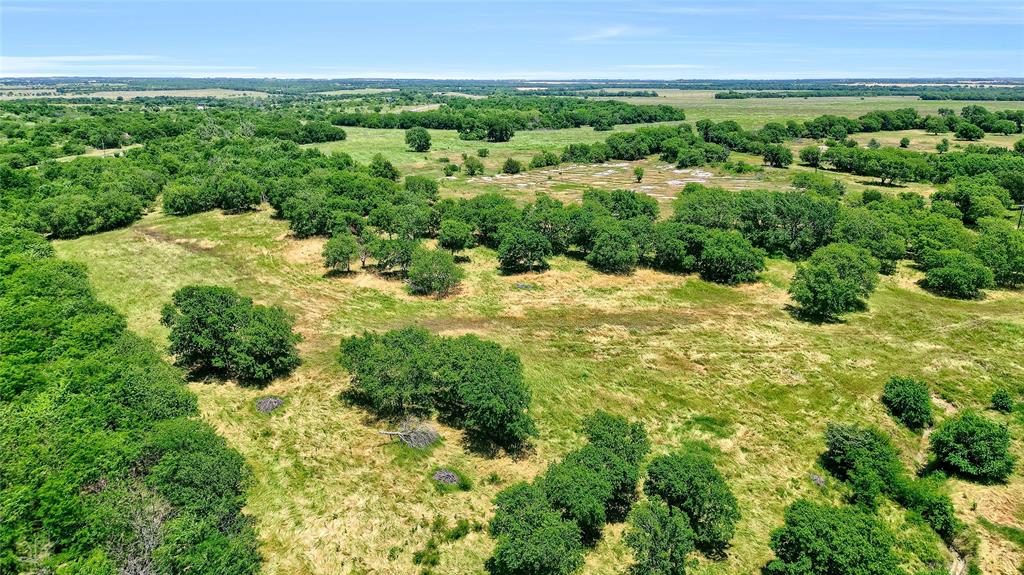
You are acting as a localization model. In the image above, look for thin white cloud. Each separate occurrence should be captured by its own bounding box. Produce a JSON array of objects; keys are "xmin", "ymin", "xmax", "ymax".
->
[
  {"xmin": 570, "ymin": 25, "xmax": 660, "ymax": 43},
  {"xmin": 617, "ymin": 64, "xmax": 711, "ymax": 70},
  {"xmin": 0, "ymin": 55, "xmax": 260, "ymax": 77}
]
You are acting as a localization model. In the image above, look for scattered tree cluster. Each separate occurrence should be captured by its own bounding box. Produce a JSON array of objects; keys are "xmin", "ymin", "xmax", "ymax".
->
[
  {"xmin": 487, "ymin": 412, "xmax": 650, "ymax": 574},
  {"xmin": 340, "ymin": 327, "xmax": 535, "ymax": 452},
  {"xmin": 0, "ymin": 226, "xmax": 260, "ymax": 575},
  {"xmin": 160, "ymin": 285, "xmax": 302, "ymax": 385},
  {"xmin": 330, "ymin": 95, "xmax": 685, "ymax": 140}
]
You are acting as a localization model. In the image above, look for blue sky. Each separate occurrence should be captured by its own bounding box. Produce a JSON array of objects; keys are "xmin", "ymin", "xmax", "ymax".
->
[{"xmin": 2, "ymin": 0, "xmax": 1022, "ymax": 79}]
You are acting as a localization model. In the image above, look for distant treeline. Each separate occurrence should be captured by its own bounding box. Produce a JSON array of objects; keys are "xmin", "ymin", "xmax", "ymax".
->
[
  {"xmin": 330, "ymin": 95, "xmax": 684, "ymax": 138},
  {"xmin": 716, "ymin": 87, "xmax": 1024, "ymax": 101},
  {"xmin": 7, "ymin": 77, "xmax": 1022, "ymax": 97}
]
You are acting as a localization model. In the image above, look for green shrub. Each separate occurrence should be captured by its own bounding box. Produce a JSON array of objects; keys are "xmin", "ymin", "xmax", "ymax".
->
[
  {"xmin": 341, "ymin": 329, "xmax": 536, "ymax": 452},
  {"xmin": 216, "ymin": 173, "xmax": 261, "ymax": 212},
  {"xmin": 975, "ymin": 220, "xmax": 1024, "ymax": 288},
  {"xmin": 160, "ymin": 286, "xmax": 301, "ymax": 385},
  {"xmin": 624, "ymin": 496, "xmax": 694, "ymax": 575},
  {"xmin": 539, "ymin": 456, "xmax": 614, "ymax": 542},
  {"xmin": 582, "ymin": 410, "xmax": 651, "ymax": 467},
  {"xmin": 586, "ymin": 221, "xmax": 639, "ymax": 274},
  {"xmin": 405, "ymin": 127, "xmax": 431, "ymax": 152},
  {"xmin": 698, "ymin": 229, "xmax": 765, "ymax": 285},
  {"xmin": 764, "ymin": 500, "xmax": 905, "ymax": 575},
  {"xmin": 464, "ymin": 155, "xmax": 485, "ymax": 176},
  {"xmin": 528, "ymin": 150, "xmax": 561, "ymax": 169},
  {"xmin": 438, "ymin": 219, "xmax": 475, "ymax": 254},
  {"xmin": 323, "ymin": 232, "xmax": 359, "ymax": 272},
  {"xmin": 821, "ymin": 423, "xmax": 902, "ymax": 485},
  {"xmin": 644, "ymin": 451, "xmax": 740, "ymax": 555},
  {"xmin": 432, "ymin": 334, "xmax": 536, "ymax": 452},
  {"xmin": 488, "ymin": 483, "xmax": 584, "ymax": 575},
  {"xmin": 921, "ymin": 249, "xmax": 994, "ymax": 299},
  {"xmin": 339, "ymin": 326, "xmax": 436, "ymax": 416},
  {"xmin": 498, "ymin": 227, "xmax": 552, "ymax": 273},
  {"xmin": 406, "ymin": 248, "xmax": 464, "ymax": 297},
  {"xmin": 477, "ymin": 148, "xmax": 489, "ymax": 157},
  {"xmin": 991, "ymin": 388, "xmax": 1014, "ymax": 413},
  {"xmin": 502, "ymin": 157, "xmax": 523, "ymax": 174},
  {"xmin": 369, "ymin": 153, "xmax": 400, "ymax": 180},
  {"xmin": 163, "ymin": 180, "xmax": 216, "ymax": 215},
  {"xmin": 651, "ymin": 222, "xmax": 706, "ymax": 273},
  {"xmin": 881, "ymin": 376, "xmax": 933, "ymax": 429},
  {"xmin": 762, "ymin": 144, "xmax": 793, "ymax": 168},
  {"xmin": 789, "ymin": 243, "xmax": 880, "ymax": 319},
  {"xmin": 930, "ymin": 411, "xmax": 1015, "ymax": 482}
]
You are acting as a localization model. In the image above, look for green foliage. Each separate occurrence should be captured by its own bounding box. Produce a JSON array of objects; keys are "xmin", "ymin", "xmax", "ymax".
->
[
  {"xmin": 323, "ymin": 232, "xmax": 359, "ymax": 272},
  {"xmin": 991, "ymin": 388, "xmax": 1014, "ymax": 413},
  {"xmin": 834, "ymin": 207, "xmax": 907, "ymax": 273},
  {"xmin": 921, "ymin": 249, "xmax": 994, "ymax": 299},
  {"xmin": 930, "ymin": 411, "xmax": 1015, "ymax": 482},
  {"xmin": 464, "ymin": 155, "xmax": 485, "ymax": 176},
  {"xmin": 0, "ymin": 233, "xmax": 259, "ymax": 575},
  {"xmin": 644, "ymin": 451, "xmax": 740, "ymax": 555},
  {"xmin": 798, "ymin": 145, "xmax": 822, "ymax": 167},
  {"xmin": 762, "ymin": 144, "xmax": 793, "ymax": 168},
  {"xmin": 528, "ymin": 150, "xmax": 561, "ymax": 169},
  {"xmin": 792, "ymin": 172, "xmax": 846, "ymax": 198},
  {"xmin": 698, "ymin": 230, "xmax": 765, "ymax": 285},
  {"xmin": 650, "ymin": 222, "xmax": 705, "ymax": 273},
  {"xmin": 369, "ymin": 153, "xmax": 400, "ymax": 181},
  {"xmin": 955, "ymin": 122, "xmax": 984, "ymax": 141},
  {"xmin": 975, "ymin": 219, "xmax": 1024, "ymax": 287},
  {"xmin": 582, "ymin": 410, "xmax": 651, "ymax": 468},
  {"xmin": 405, "ymin": 126, "xmax": 432, "ymax": 152},
  {"xmin": 900, "ymin": 137, "xmax": 911, "ymax": 148},
  {"xmin": 160, "ymin": 285, "xmax": 301, "ymax": 385},
  {"xmin": 501, "ymin": 158, "xmax": 523, "ymax": 174},
  {"xmin": 406, "ymin": 248, "xmax": 463, "ymax": 297},
  {"xmin": 586, "ymin": 221, "xmax": 639, "ymax": 274},
  {"xmin": 340, "ymin": 328, "xmax": 536, "ymax": 452},
  {"xmin": 764, "ymin": 500, "xmax": 905, "ymax": 575},
  {"xmin": 163, "ymin": 180, "xmax": 216, "ymax": 216},
  {"xmin": 932, "ymin": 175, "xmax": 1011, "ymax": 225},
  {"xmin": 624, "ymin": 497, "xmax": 694, "ymax": 575},
  {"xmin": 438, "ymin": 219, "xmax": 474, "ymax": 253},
  {"xmin": 339, "ymin": 326, "xmax": 435, "ymax": 416},
  {"xmin": 539, "ymin": 457, "xmax": 614, "ymax": 542},
  {"xmin": 498, "ymin": 227, "xmax": 552, "ymax": 273},
  {"xmin": 216, "ymin": 173, "xmax": 262, "ymax": 212},
  {"xmin": 789, "ymin": 243, "xmax": 880, "ymax": 319},
  {"xmin": 672, "ymin": 184, "xmax": 737, "ymax": 230},
  {"xmin": 881, "ymin": 376, "xmax": 933, "ymax": 430},
  {"xmin": 634, "ymin": 167, "xmax": 645, "ymax": 182},
  {"xmin": 487, "ymin": 483, "xmax": 584, "ymax": 575}
]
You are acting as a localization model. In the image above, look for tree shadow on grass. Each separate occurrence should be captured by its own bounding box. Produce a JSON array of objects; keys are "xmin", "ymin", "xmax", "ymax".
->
[
  {"xmin": 323, "ymin": 269, "xmax": 357, "ymax": 279},
  {"xmin": 783, "ymin": 303, "xmax": 846, "ymax": 325}
]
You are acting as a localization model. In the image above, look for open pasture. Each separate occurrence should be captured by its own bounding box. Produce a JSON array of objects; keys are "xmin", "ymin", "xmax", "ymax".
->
[{"xmin": 56, "ymin": 194, "xmax": 1024, "ymax": 574}]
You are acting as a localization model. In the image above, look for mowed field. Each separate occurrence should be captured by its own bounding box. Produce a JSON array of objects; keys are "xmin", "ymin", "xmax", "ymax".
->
[
  {"xmin": 593, "ymin": 89, "xmax": 1024, "ymax": 129},
  {"xmin": 0, "ymin": 88, "xmax": 269, "ymax": 100},
  {"xmin": 55, "ymin": 137, "xmax": 1024, "ymax": 574}
]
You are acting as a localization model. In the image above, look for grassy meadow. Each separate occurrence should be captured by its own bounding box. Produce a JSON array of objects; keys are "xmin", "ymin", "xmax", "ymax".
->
[
  {"xmin": 43, "ymin": 90, "xmax": 1024, "ymax": 575},
  {"xmin": 56, "ymin": 138, "xmax": 1024, "ymax": 574},
  {"xmin": 593, "ymin": 89, "xmax": 1024, "ymax": 129}
]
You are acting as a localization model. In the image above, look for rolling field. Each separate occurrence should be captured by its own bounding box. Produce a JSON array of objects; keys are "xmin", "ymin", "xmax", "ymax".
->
[
  {"xmin": 593, "ymin": 89, "xmax": 1024, "ymax": 129},
  {"xmin": 56, "ymin": 171, "xmax": 1024, "ymax": 574},
  {"xmin": 0, "ymin": 88, "xmax": 269, "ymax": 100}
]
